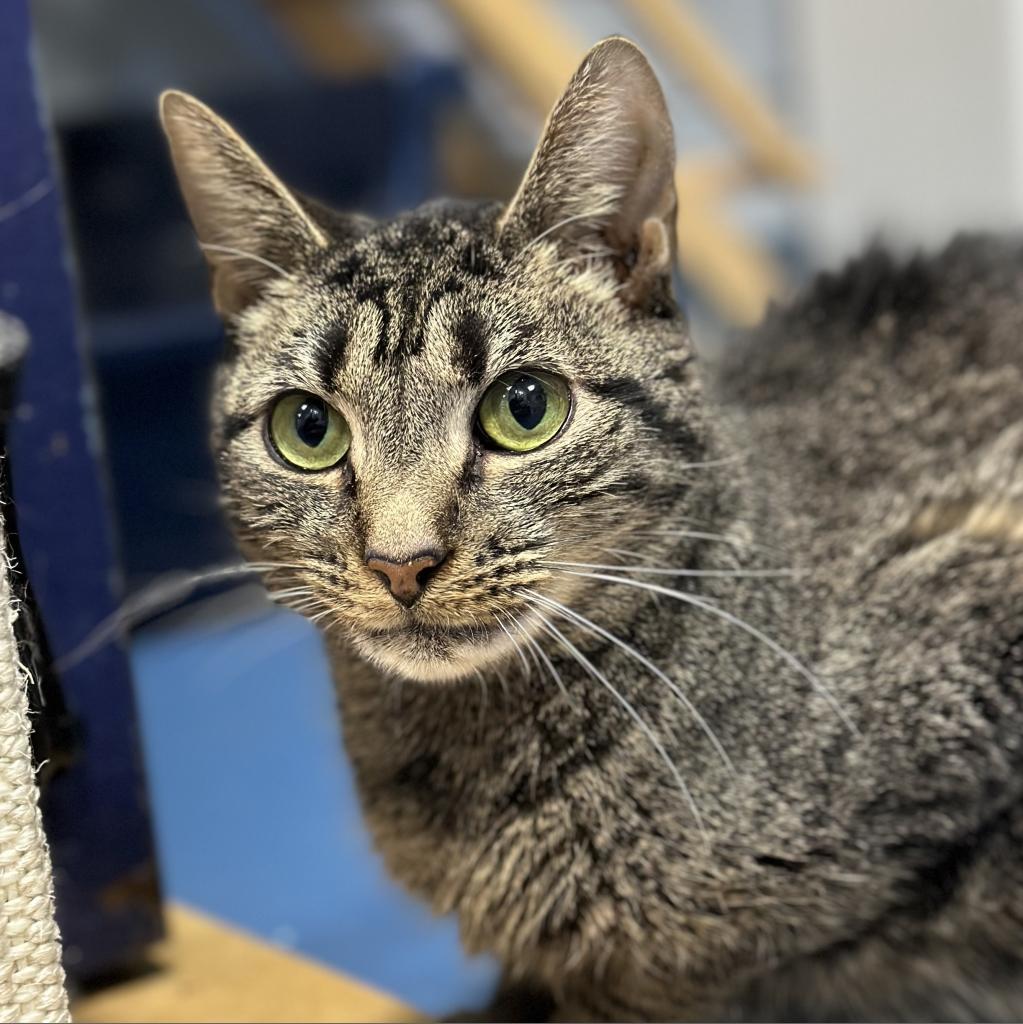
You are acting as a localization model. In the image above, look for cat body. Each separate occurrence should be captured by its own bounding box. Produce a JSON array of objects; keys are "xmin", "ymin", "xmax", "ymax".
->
[
  {"xmin": 333, "ymin": 236, "xmax": 1023, "ymax": 1022},
  {"xmin": 161, "ymin": 39, "xmax": 1023, "ymax": 1021}
]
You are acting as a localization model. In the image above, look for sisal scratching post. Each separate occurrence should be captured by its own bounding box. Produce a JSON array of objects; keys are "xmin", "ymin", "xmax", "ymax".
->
[
  {"xmin": 0, "ymin": 530, "xmax": 69, "ymax": 1023},
  {"xmin": 0, "ymin": 314, "xmax": 69, "ymax": 1023}
]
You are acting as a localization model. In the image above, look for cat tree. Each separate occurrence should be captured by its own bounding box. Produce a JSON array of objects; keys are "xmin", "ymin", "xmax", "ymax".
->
[{"xmin": 0, "ymin": 316, "xmax": 68, "ymax": 1023}]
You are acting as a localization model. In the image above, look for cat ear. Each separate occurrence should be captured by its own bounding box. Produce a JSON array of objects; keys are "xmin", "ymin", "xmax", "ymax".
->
[
  {"xmin": 160, "ymin": 90, "xmax": 328, "ymax": 317},
  {"xmin": 500, "ymin": 37, "xmax": 677, "ymax": 307}
]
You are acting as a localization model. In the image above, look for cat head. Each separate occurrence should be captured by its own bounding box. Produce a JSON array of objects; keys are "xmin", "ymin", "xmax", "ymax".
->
[{"xmin": 161, "ymin": 37, "xmax": 705, "ymax": 682}]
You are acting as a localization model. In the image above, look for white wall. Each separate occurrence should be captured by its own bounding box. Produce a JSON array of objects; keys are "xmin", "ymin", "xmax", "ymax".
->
[{"xmin": 787, "ymin": 0, "xmax": 1023, "ymax": 266}]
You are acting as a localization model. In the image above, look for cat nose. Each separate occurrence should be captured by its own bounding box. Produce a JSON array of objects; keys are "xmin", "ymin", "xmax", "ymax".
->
[{"xmin": 365, "ymin": 549, "xmax": 448, "ymax": 607}]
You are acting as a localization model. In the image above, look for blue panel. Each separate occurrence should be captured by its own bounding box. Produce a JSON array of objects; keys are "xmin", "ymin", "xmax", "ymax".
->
[
  {"xmin": 0, "ymin": 0, "xmax": 162, "ymax": 976},
  {"xmin": 131, "ymin": 596, "xmax": 498, "ymax": 1017}
]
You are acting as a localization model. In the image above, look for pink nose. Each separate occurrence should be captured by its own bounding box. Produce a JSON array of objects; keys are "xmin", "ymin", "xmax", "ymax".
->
[{"xmin": 365, "ymin": 550, "xmax": 448, "ymax": 607}]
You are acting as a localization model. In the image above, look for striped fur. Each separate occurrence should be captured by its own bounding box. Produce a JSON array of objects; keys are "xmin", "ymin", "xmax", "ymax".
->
[{"xmin": 163, "ymin": 39, "xmax": 1023, "ymax": 1022}]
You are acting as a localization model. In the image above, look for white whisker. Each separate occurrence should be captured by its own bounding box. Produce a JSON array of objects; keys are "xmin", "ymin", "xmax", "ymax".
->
[
  {"xmin": 54, "ymin": 561, "xmax": 284, "ymax": 670},
  {"xmin": 507, "ymin": 613, "xmax": 542, "ymax": 681},
  {"xmin": 473, "ymin": 668, "xmax": 489, "ymax": 742},
  {"xmin": 533, "ymin": 611, "xmax": 708, "ymax": 842},
  {"xmin": 265, "ymin": 586, "xmax": 315, "ymax": 603},
  {"xmin": 677, "ymin": 453, "xmax": 749, "ymax": 471},
  {"xmin": 517, "ymin": 614, "xmax": 572, "ymax": 703},
  {"xmin": 555, "ymin": 570, "xmax": 857, "ymax": 735},
  {"xmin": 632, "ymin": 528, "xmax": 777, "ymax": 553},
  {"xmin": 524, "ymin": 590, "xmax": 734, "ymax": 775},
  {"xmin": 198, "ymin": 242, "xmax": 294, "ymax": 281},
  {"xmin": 495, "ymin": 612, "xmax": 532, "ymax": 681},
  {"xmin": 494, "ymin": 665, "xmax": 511, "ymax": 699},
  {"xmin": 521, "ymin": 209, "xmax": 609, "ymax": 254},
  {"xmin": 544, "ymin": 560, "xmax": 797, "ymax": 580},
  {"xmin": 602, "ymin": 547, "xmax": 659, "ymax": 563}
]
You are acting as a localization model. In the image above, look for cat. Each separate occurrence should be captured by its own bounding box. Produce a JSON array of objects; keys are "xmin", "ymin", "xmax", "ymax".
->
[{"xmin": 160, "ymin": 36, "xmax": 1023, "ymax": 1022}]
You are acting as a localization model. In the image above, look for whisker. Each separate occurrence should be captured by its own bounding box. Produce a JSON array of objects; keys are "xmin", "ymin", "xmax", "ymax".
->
[
  {"xmin": 284, "ymin": 596, "xmax": 324, "ymax": 612},
  {"xmin": 265, "ymin": 586, "xmax": 316, "ymax": 603},
  {"xmin": 519, "ymin": 209, "xmax": 614, "ymax": 254},
  {"xmin": 555, "ymin": 570, "xmax": 857, "ymax": 735},
  {"xmin": 632, "ymin": 528, "xmax": 778, "ymax": 553},
  {"xmin": 280, "ymin": 601, "xmax": 323, "ymax": 621},
  {"xmin": 495, "ymin": 612, "xmax": 532, "ymax": 681},
  {"xmin": 308, "ymin": 607, "xmax": 337, "ymax": 625},
  {"xmin": 507, "ymin": 613, "xmax": 542, "ymax": 681},
  {"xmin": 676, "ymin": 453, "xmax": 749, "ymax": 471},
  {"xmin": 493, "ymin": 665, "xmax": 511, "ymax": 699},
  {"xmin": 544, "ymin": 560, "xmax": 797, "ymax": 580},
  {"xmin": 320, "ymin": 610, "xmax": 349, "ymax": 640},
  {"xmin": 516, "ymin": 614, "xmax": 572, "ymax": 703},
  {"xmin": 601, "ymin": 547, "xmax": 659, "ymax": 564},
  {"xmin": 532, "ymin": 610, "xmax": 708, "ymax": 842},
  {"xmin": 524, "ymin": 590, "xmax": 734, "ymax": 775},
  {"xmin": 198, "ymin": 242, "xmax": 294, "ymax": 281},
  {"xmin": 54, "ymin": 561, "xmax": 286, "ymax": 670},
  {"xmin": 472, "ymin": 668, "xmax": 489, "ymax": 742}
]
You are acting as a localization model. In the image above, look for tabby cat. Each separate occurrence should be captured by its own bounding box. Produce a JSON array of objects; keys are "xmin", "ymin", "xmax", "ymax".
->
[{"xmin": 161, "ymin": 37, "xmax": 1023, "ymax": 1021}]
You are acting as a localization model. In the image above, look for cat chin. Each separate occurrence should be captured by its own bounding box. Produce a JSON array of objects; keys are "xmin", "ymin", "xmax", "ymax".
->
[{"xmin": 358, "ymin": 630, "xmax": 520, "ymax": 684}]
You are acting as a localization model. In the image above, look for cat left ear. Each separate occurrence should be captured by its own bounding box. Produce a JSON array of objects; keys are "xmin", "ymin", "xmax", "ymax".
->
[
  {"xmin": 160, "ymin": 90, "xmax": 328, "ymax": 317},
  {"xmin": 500, "ymin": 37, "xmax": 677, "ymax": 308}
]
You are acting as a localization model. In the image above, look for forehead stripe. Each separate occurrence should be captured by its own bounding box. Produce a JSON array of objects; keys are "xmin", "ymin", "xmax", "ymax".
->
[
  {"xmin": 390, "ymin": 274, "xmax": 465, "ymax": 367},
  {"xmin": 451, "ymin": 309, "xmax": 489, "ymax": 386},
  {"xmin": 314, "ymin": 321, "xmax": 348, "ymax": 391}
]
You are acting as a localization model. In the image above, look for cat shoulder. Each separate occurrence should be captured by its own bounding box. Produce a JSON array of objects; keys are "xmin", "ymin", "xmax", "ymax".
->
[{"xmin": 711, "ymin": 233, "xmax": 1023, "ymax": 406}]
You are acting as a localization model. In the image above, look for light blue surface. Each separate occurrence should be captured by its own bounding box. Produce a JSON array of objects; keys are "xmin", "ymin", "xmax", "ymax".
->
[{"xmin": 129, "ymin": 588, "xmax": 498, "ymax": 1017}]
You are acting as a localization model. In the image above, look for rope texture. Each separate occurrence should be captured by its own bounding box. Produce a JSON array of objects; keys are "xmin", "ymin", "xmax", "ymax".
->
[{"xmin": 0, "ymin": 538, "xmax": 69, "ymax": 1023}]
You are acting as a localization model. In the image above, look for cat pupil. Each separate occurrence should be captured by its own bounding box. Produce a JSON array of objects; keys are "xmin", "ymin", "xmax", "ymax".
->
[
  {"xmin": 295, "ymin": 399, "xmax": 328, "ymax": 447},
  {"xmin": 508, "ymin": 376, "xmax": 547, "ymax": 430}
]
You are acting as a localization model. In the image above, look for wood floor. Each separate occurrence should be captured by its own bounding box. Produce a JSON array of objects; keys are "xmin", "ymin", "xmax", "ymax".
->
[{"xmin": 72, "ymin": 904, "xmax": 420, "ymax": 1024}]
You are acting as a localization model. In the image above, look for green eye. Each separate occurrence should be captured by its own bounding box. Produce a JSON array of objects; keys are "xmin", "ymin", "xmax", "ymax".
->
[
  {"xmin": 268, "ymin": 392, "xmax": 351, "ymax": 470},
  {"xmin": 477, "ymin": 370, "xmax": 571, "ymax": 452}
]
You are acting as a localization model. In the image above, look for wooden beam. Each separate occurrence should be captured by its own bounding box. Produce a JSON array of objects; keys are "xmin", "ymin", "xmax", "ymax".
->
[
  {"xmin": 439, "ymin": 0, "xmax": 783, "ymax": 322},
  {"xmin": 440, "ymin": 0, "xmax": 582, "ymax": 115},
  {"xmin": 264, "ymin": 0, "xmax": 388, "ymax": 76},
  {"xmin": 73, "ymin": 904, "xmax": 420, "ymax": 1024},
  {"xmin": 626, "ymin": 0, "xmax": 815, "ymax": 185},
  {"xmin": 675, "ymin": 160, "xmax": 781, "ymax": 324}
]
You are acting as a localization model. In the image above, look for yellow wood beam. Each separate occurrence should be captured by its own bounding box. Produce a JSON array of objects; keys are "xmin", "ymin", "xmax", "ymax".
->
[
  {"xmin": 72, "ymin": 903, "xmax": 420, "ymax": 1024},
  {"xmin": 439, "ymin": 0, "xmax": 784, "ymax": 323},
  {"xmin": 626, "ymin": 0, "xmax": 815, "ymax": 185},
  {"xmin": 264, "ymin": 0, "xmax": 389, "ymax": 76},
  {"xmin": 675, "ymin": 159, "xmax": 780, "ymax": 324},
  {"xmin": 440, "ymin": 0, "xmax": 585, "ymax": 116}
]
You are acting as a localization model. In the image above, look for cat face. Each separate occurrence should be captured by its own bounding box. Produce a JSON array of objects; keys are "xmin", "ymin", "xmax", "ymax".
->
[{"xmin": 162, "ymin": 38, "xmax": 700, "ymax": 682}]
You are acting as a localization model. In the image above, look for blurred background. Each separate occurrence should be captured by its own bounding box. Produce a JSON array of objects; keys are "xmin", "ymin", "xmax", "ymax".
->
[{"xmin": 5, "ymin": 0, "xmax": 1023, "ymax": 1019}]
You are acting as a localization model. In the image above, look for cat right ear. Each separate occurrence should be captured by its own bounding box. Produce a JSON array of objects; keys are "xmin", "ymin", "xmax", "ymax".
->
[
  {"xmin": 499, "ymin": 37, "xmax": 677, "ymax": 309},
  {"xmin": 159, "ymin": 90, "xmax": 328, "ymax": 317}
]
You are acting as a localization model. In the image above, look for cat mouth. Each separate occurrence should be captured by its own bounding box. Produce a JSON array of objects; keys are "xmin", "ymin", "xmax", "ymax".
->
[
  {"xmin": 359, "ymin": 619, "xmax": 514, "ymax": 682},
  {"xmin": 367, "ymin": 621, "xmax": 497, "ymax": 645}
]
